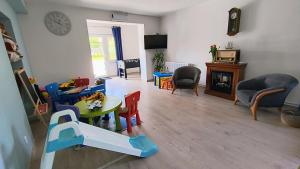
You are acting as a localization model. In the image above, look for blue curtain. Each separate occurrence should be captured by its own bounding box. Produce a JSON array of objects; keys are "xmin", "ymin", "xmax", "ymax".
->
[{"xmin": 112, "ymin": 26, "xmax": 123, "ymax": 61}]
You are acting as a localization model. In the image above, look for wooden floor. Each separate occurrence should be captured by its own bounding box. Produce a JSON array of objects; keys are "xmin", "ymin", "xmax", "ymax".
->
[{"xmin": 30, "ymin": 74, "xmax": 300, "ymax": 169}]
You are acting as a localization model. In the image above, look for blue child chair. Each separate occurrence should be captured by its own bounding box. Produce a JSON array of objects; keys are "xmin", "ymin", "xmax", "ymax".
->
[
  {"xmin": 55, "ymin": 103, "xmax": 80, "ymax": 121},
  {"xmin": 45, "ymin": 82, "xmax": 64, "ymax": 112}
]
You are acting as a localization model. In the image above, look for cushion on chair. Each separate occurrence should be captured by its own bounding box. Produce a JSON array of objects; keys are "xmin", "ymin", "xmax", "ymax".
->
[
  {"xmin": 237, "ymin": 90, "xmax": 257, "ymax": 105},
  {"xmin": 175, "ymin": 79, "xmax": 195, "ymax": 87}
]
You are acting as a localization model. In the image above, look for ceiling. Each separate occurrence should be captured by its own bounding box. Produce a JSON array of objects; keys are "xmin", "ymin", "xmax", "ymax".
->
[{"xmin": 41, "ymin": 0, "xmax": 206, "ymax": 16}]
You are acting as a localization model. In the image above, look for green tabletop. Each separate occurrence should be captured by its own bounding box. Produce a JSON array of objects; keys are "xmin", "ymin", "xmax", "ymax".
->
[{"xmin": 75, "ymin": 96, "xmax": 122, "ymax": 131}]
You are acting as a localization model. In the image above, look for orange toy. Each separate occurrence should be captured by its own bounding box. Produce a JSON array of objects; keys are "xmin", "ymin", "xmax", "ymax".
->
[
  {"xmin": 85, "ymin": 91, "xmax": 105, "ymax": 102},
  {"xmin": 160, "ymin": 77, "xmax": 173, "ymax": 90}
]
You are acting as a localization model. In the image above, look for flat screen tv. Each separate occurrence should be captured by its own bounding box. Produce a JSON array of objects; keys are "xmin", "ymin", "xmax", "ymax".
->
[{"xmin": 144, "ymin": 35, "xmax": 167, "ymax": 49}]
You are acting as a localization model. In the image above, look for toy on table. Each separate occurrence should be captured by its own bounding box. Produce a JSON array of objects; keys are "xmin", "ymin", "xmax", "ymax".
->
[
  {"xmin": 84, "ymin": 91, "xmax": 105, "ymax": 102},
  {"xmin": 83, "ymin": 91, "xmax": 105, "ymax": 111},
  {"xmin": 88, "ymin": 100, "xmax": 102, "ymax": 111},
  {"xmin": 64, "ymin": 86, "xmax": 87, "ymax": 94},
  {"xmin": 74, "ymin": 78, "xmax": 89, "ymax": 87},
  {"xmin": 59, "ymin": 79, "xmax": 75, "ymax": 91},
  {"xmin": 40, "ymin": 110, "xmax": 158, "ymax": 169}
]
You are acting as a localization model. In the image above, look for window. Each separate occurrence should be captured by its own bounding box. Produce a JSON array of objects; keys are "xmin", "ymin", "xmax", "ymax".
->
[
  {"xmin": 108, "ymin": 36, "xmax": 116, "ymax": 61},
  {"xmin": 89, "ymin": 35, "xmax": 116, "ymax": 77}
]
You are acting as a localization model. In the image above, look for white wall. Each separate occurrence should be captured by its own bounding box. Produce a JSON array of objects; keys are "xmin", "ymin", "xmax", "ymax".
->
[
  {"xmin": 18, "ymin": 1, "xmax": 161, "ymax": 85},
  {"xmin": 0, "ymin": 0, "xmax": 33, "ymax": 168},
  {"xmin": 121, "ymin": 24, "xmax": 141, "ymax": 73},
  {"xmin": 121, "ymin": 25, "xmax": 140, "ymax": 60},
  {"xmin": 161, "ymin": 0, "xmax": 300, "ymax": 105}
]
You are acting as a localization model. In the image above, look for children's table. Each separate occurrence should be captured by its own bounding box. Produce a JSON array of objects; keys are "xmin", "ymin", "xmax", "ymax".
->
[{"xmin": 75, "ymin": 96, "xmax": 123, "ymax": 131}]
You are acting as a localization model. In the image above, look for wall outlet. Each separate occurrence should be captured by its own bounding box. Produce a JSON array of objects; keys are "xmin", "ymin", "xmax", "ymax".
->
[{"xmin": 24, "ymin": 136, "xmax": 28, "ymax": 144}]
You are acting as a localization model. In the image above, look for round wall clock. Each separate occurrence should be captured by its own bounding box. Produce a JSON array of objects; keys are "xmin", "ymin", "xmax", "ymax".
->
[{"xmin": 44, "ymin": 11, "xmax": 72, "ymax": 36}]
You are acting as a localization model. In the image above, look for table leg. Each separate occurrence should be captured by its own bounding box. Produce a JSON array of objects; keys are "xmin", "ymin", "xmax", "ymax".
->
[
  {"xmin": 102, "ymin": 114, "xmax": 110, "ymax": 121},
  {"xmin": 124, "ymin": 69, "xmax": 127, "ymax": 79},
  {"xmin": 88, "ymin": 117, "xmax": 94, "ymax": 125},
  {"xmin": 114, "ymin": 106, "xmax": 122, "ymax": 131},
  {"xmin": 158, "ymin": 77, "xmax": 161, "ymax": 89}
]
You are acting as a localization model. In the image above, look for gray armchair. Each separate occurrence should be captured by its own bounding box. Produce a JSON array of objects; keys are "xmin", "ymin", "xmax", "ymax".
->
[
  {"xmin": 234, "ymin": 74, "xmax": 298, "ymax": 120},
  {"xmin": 172, "ymin": 66, "xmax": 201, "ymax": 96}
]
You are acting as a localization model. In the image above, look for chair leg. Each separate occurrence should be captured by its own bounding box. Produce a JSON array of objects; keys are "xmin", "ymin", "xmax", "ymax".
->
[
  {"xmin": 250, "ymin": 104, "xmax": 258, "ymax": 120},
  {"xmin": 234, "ymin": 95, "xmax": 239, "ymax": 105},
  {"xmin": 126, "ymin": 117, "xmax": 132, "ymax": 133},
  {"xmin": 172, "ymin": 87, "xmax": 176, "ymax": 94},
  {"xmin": 194, "ymin": 86, "xmax": 199, "ymax": 96},
  {"xmin": 136, "ymin": 113, "xmax": 141, "ymax": 126}
]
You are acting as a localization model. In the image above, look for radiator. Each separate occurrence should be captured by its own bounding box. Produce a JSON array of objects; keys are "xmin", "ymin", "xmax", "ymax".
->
[{"xmin": 165, "ymin": 62, "xmax": 189, "ymax": 73}]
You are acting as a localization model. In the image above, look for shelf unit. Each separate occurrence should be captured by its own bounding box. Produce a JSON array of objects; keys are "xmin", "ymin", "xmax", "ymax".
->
[{"xmin": 1, "ymin": 11, "xmax": 34, "ymax": 116}]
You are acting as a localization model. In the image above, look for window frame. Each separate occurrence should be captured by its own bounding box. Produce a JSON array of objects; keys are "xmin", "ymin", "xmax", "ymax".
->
[{"xmin": 89, "ymin": 34, "xmax": 117, "ymax": 63}]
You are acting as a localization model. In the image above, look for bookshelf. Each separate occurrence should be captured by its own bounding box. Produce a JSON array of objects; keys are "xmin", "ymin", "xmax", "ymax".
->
[{"xmin": 1, "ymin": 11, "xmax": 34, "ymax": 116}]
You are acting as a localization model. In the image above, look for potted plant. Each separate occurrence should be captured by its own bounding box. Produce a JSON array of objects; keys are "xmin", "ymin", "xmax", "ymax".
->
[{"xmin": 152, "ymin": 51, "xmax": 165, "ymax": 72}]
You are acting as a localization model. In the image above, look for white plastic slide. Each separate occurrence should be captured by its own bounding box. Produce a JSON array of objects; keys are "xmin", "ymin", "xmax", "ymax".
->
[{"xmin": 40, "ymin": 110, "xmax": 158, "ymax": 169}]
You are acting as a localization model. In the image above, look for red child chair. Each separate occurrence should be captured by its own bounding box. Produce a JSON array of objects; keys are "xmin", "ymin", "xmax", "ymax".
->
[
  {"xmin": 74, "ymin": 78, "xmax": 89, "ymax": 87},
  {"xmin": 119, "ymin": 91, "xmax": 142, "ymax": 133}
]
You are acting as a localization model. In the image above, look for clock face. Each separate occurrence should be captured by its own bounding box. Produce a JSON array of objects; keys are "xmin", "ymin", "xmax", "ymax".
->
[
  {"xmin": 44, "ymin": 11, "xmax": 71, "ymax": 36},
  {"xmin": 231, "ymin": 12, "xmax": 237, "ymax": 19}
]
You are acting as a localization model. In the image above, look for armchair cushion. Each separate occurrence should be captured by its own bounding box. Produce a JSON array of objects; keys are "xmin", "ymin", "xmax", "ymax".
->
[
  {"xmin": 237, "ymin": 90, "xmax": 257, "ymax": 106},
  {"xmin": 236, "ymin": 74, "xmax": 298, "ymax": 107},
  {"xmin": 175, "ymin": 79, "xmax": 195, "ymax": 88}
]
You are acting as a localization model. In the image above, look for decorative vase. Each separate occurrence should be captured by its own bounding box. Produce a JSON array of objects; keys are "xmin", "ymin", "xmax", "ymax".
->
[
  {"xmin": 212, "ymin": 54, "xmax": 216, "ymax": 62},
  {"xmin": 209, "ymin": 44, "xmax": 218, "ymax": 63}
]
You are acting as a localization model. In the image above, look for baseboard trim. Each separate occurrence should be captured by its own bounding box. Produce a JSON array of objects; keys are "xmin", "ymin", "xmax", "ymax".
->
[{"xmin": 285, "ymin": 102, "xmax": 299, "ymax": 108}]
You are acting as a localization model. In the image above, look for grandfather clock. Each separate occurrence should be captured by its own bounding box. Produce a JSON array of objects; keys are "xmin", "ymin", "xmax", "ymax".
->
[{"xmin": 227, "ymin": 8, "xmax": 241, "ymax": 36}]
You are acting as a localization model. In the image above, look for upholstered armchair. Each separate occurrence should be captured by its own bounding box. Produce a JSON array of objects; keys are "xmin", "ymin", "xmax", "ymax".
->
[
  {"xmin": 234, "ymin": 74, "xmax": 298, "ymax": 120},
  {"xmin": 172, "ymin": 66, "xmax": 201, "ymax": 96}
]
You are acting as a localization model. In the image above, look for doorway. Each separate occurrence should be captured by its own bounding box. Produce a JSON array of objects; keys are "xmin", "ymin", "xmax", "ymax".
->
[{"xmin": 86, "ymin": 20, "xmax": 146, "ymax": 79}]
